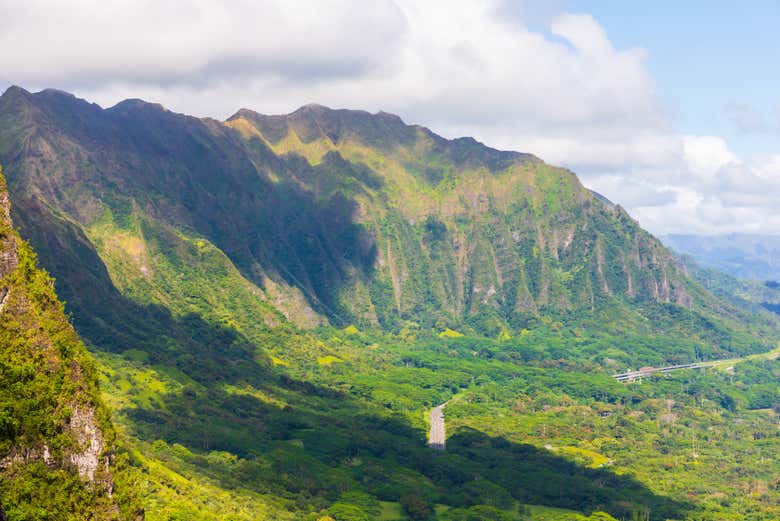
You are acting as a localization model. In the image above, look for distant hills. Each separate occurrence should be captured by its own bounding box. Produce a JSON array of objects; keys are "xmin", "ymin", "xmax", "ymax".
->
[{"xmin": 662, "ymin": 234, "xmax": 780, "ymax": 281}]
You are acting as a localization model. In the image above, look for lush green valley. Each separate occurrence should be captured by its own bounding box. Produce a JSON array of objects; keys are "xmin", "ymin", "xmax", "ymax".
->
[
  {"xmin": 1, "ymin": 86, "xmax": 780, "ymax": 520},
  {"xmin": 95, "ymin": 323, "xmax": 780, "ymax": 520}
]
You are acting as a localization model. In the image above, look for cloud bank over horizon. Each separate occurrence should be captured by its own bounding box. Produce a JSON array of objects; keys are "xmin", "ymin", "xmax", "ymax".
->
[{"xmin": 1, "ymin": 0, "xmax": 777, "ymax": 235}]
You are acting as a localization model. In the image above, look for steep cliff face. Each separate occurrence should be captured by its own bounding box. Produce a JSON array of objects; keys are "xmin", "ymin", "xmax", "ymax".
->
[
  {"xmin": 228, "ymin": 105, "xmax": 695, "ymax": 328},
  {"xmin": 0, "ymin": 167, "xmax": 134, "ymax": 519},
  {"xmin": 0, "ymin": 178, "xmax": 16, "ymax": 315},
  {"xmin": 0, "ymin": 86, "xmax": 758, "ymax": 352}
]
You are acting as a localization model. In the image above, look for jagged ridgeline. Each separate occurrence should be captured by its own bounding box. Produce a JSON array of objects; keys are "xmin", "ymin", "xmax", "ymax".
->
[
  {"xmin": 0, "ymin": 167, "xmax": 139, "ymax": 519},
  {"xmin": 0, "ymin": 87, "xmax": 764, "ymax": 349},
  {"xmin": 228, "ymin": 105, "xmax": 695, "ymax": 324}
]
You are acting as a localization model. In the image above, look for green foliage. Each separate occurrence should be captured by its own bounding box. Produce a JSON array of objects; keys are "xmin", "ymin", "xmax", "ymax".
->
[
  {"xmin": 400, "ymin": 494, "xmax": 435, "ymax": 520},
  {"xmin": 4, "ymin": 89, "xmax": 780, "ymax": 521},
  {"xmin": 0, "ymin": 462, "xmax": 111, "ymax": 521},
  {"xmin": 439, "ymin": 505, "xmax": 515, "ymax": 521},
  {"xmin": 0, "ymin": 173, "xmax": 138, "ymax": 518},
  {"xmin": 328, "ymin": 502, "xmax": 370, "ymax": 521}
]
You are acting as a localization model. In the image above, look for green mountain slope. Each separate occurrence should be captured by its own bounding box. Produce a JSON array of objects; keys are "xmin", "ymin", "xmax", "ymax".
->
[
  {"xmin": 0, "ymin": 86, "xmax": 770, "ymax": 358},
  {"xmin": 0, "ymin": 167, "xmax": 139, "ymax": 520},
  {"xmin": 1, "ymin": 86, "xmax": 779, "ymax": 520},
  {"xmin": 230, "ymin": 105, "xmax": 689, "ymax": 324}
]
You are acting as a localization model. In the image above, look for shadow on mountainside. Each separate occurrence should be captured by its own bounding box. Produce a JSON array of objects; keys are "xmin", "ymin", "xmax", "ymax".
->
[
  {"xmin": 0, "ymin": 87, "xmax": 378, "ymax": 324},
  {"xmin": 7, "ymin": 167, "xmax": 690, "ymax": 520}
]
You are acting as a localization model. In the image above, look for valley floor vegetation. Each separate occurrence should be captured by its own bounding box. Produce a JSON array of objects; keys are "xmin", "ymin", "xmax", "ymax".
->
[{"xmin": 92, "ymin": 315, "xmax": 780, "ymax": 521}]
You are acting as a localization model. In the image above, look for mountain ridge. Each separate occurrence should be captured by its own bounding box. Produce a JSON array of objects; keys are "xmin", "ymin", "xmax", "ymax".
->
[{"xmin": 0, "ymin": 85, "xmax": 771, "ymax": 350}]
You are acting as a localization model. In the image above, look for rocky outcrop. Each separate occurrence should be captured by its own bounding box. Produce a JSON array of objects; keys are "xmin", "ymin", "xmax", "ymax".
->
[
  {"xmin": 0, "ymin": 249, "xmax": 13, "ymax": 318},
  {"xmin": 0, "ymin": 174, "xmax": 17, "ymax": 311},
  {"xmin": 0, "ymin": 178, "xmax": 11, "ymax": 227},
  {"xmin": 68, "ymin": 405, "xmax": 110, "ymax": 484}
]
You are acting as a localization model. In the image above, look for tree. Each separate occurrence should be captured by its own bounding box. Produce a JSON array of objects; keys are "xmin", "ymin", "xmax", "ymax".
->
[{"xmin": 400, "ymin": 494, "xmax": 434, "ymax": 521}]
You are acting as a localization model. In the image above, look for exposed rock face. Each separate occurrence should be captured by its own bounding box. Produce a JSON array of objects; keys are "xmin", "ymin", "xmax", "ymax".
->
[
  {"xmin": 0, "ymin": 176, "xmax": 16, "ymax": 317},
  {"xmin": 0, "ymin": 286, "xmax": 9, "ymax": 315},
  {"xmin": 0, "ymin": 179, "xmax": 11, "ymax": 226},
  {"xmin": 0, "ymin": 172, "xmax": 15, "ymax": 274},
  {"xmin": 68, "ymin": 405, "xmax": 109, "ymax": 483}
]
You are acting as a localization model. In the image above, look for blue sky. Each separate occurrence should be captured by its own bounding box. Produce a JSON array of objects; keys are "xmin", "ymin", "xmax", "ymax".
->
[{"xmin": 566, "ymin": 1, "xmax": 780, "ymax": 157}]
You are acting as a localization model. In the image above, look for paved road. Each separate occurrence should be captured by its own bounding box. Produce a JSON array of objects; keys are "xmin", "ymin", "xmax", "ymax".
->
[{"xmin": 428, "ymin": 403, "xmax": 446, "ymax": 450}]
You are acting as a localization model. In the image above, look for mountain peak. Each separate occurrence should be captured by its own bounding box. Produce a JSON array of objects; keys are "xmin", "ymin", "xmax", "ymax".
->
[
  {"xmin": 0, "ymin": 85, "xmax": 35, "ymax": 110},
  {"xmin": 225, "ymin": 101, "xmax": 534, "ymax": 175},
  {"xmin": 38, "ymin": 87, "xmax": 77, "ymax": 98},
  {"xmin": 1, "ymin": 85, "xmax": 31, "ymax": 98},
  {"xmin": 0, "ymin": 86, "xmax": 105, "ymax": 121},
  {"xmin": 375, "ymin": 110, "xmax": 404, "ymax": 123},
  {"xmin": 227, "ymin": 107, "xmax": 263, "ymax": 121},
  {"xmin": 109, "ymin": 98, "xmax": 167, "ymax": 114},
  {"xmin": 294, "ymin": 102, "xmax": 332, "ymax": 113}
]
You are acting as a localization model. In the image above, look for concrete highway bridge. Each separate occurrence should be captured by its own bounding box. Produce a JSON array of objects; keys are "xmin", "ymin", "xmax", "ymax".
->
[{"xmin": 612, "ymin": 361, "xmax": 720, "ymax": 382}]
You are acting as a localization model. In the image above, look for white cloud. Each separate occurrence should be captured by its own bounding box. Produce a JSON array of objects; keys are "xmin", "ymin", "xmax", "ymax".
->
[
  {"xmin": 682, "ymin": 136, "xmax": 738, "ymax": 180},
  {"xmin": 0, "ymin": 0, "xmax": 777, "ymax": 235},
  {"xmin": 0, "ymin": 0, "xmax": 407, "ymax": 86},
  {"xmin": 618, "ymin": 148, "xmax": 780, "ymax": 235},
  {"xmin": 1, "ymin": 1, "xmax": 664, "ymax": 146}
]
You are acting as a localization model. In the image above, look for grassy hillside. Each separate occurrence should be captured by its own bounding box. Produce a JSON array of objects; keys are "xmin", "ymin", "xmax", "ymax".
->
[
  {"xmin": 677, "ymin": 254, "xmax": 780, "ymax": 318},
  {"xmin": 230, "ymin": 105, "xmax": 701, "ymax": 328}
]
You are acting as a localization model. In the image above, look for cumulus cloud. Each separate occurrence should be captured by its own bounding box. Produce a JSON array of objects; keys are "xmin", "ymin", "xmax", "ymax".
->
[
  {"xmin": 681, "ymin": 136, "xmax": 739, "ymax": 180},
  {"xmin": 0, "ymin": 0, "xmax": 665, "ymax": 152},
  {"xmin": 0, "ymin": 0, "xmax": 407, "ymax": 86},
  {"xmin": 0, "ymin": 0, "xmax": 777, "ymax": 235},
  {"xmin": 621, "ymin": 145, "xmax": 780, "ymax": 235}
]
